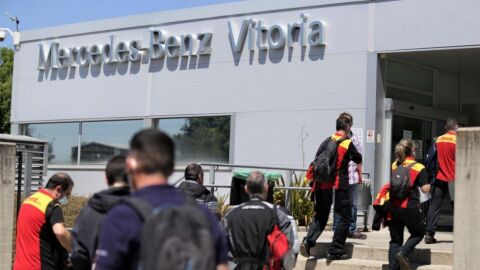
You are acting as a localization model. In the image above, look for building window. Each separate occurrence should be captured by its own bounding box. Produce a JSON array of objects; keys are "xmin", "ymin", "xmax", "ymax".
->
[
  {"xmin": 157, "ymin": 116, "xmax": 231, "ymax": 164},
  {"xmin": 77, "ymin": 120, "xmax": 143, "ymax": 164},
  {"xmin": 25, "ymin": 123, "xmax": 79, "ymax": 165},
  {"xmin": 25, "ymin": 120, "xmax": 143, "ymax": 165}
]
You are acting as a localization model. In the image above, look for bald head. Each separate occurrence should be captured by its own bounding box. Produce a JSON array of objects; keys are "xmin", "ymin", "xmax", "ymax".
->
[{"xmin": 246, "ymin": 171, "xmax": 268, "ymax": 197}]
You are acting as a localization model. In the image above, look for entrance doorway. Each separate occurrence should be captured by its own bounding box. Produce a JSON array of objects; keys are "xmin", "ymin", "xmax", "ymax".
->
[
  {"xmin": 391, "ymin": 115, "xmax": 433, "ymax": 163},
  {"xmin": 378, "ymin": 48, "xmax": 480, "ymax": 231}
]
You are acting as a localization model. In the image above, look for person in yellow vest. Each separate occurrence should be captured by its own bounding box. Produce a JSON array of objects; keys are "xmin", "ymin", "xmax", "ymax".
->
[
  {"xmin": 14, "ymin": 173, "xmax": 74, "ymax": 270},
  {"xmin": 425, "ymin": 117, "xmax": 458, "ymax": 244}
]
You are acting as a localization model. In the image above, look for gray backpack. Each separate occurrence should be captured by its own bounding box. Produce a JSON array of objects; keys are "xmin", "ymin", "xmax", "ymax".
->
[
  {"xmin": 390, "ymin": 162, "xmax": 416, "ymax": 200},
  {"xmin": 123, "ymin": 196, "xmax": 216, "ymax": 270}
]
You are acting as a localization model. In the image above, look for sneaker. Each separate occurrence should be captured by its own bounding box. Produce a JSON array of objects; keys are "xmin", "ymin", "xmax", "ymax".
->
[
  {"xmin": 349, "ymin": 231, "xmax": 367, "ymax": 240},
  {"xmin": 395, "ymin": 251, "xmax": 412, "ymax": 270},
  {"xmin": 300, "ymin": 240, "xmax": 312, "ymax": 257},
  {"xmin": 325, "ymin": 252, "xmax": 349, "ymax": 261},
  {"xmin": 424, "ymin": 233, "xmax": 437, "ymax": 244}
]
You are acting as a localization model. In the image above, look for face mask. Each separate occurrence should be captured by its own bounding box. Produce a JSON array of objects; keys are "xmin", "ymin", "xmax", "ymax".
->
[{"xmin": 58, "ymin": 196, "xmax": 68, "ymax": 206}]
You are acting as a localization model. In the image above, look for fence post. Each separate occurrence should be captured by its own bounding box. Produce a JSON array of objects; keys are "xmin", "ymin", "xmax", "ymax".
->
[
  {"xmin": 454, "ymin": 127, "xmax": 480, "ymax": 269},
  {"xmin": 209, "ymin": 165, "xmax": 216, "ymax": 193},
  {"xmin": 0, "ymin": 143, "xmax": 17, "ymax": 270},
  {"xmin": 285, "ymin": 170, "xmax": 293, "ymax": 210},
  {"xmin": 24, "ymin": 152, "xmax": 33, "ymax": 198}
]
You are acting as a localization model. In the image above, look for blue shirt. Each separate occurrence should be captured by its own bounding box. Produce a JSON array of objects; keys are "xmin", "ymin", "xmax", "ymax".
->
[{"xmin": 95, "ymin": 185, "xmax": 228, "ymax": 270}]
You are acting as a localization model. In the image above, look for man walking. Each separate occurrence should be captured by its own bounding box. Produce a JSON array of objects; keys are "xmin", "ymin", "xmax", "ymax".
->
[
  {"xmin": 222, "ymin": 171, "xmax": 296, "ymax": 270},
  {"xmin": 301, "ymin": 116, "xmax": 362, "ymax": 260},
  {"xmin": 14, "ymin": 173, "xmax": 74, "ymax": 270},
  {"xmin": 332, "ymin": 112, "xmax": 367, "ymax": 239},
  {"xmin": 95, "ymin": 129, "xmax": 228, "ymax": 270},
  {"xmin": 425, "ymin": 117, "xmax": 458, "ymax": 244},
  {"xmin": 178, "ymin": 163, "xmax": 220, "ymax": 219},
  {"xmin": 71, "ymin": 155, "xmax": 130, "ymax": 270}
]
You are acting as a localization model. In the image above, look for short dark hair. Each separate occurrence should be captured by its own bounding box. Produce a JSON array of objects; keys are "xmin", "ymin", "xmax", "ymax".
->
[
  {"xmin": 129, "ymin": 128, "xmax": 175, "ymax": 176},
  {"xmin": 106, "ymin": 155, "xmax": 128, "ymax": 186},
  {"xmin": 246, "ymin": 171, "xmax": 266, "ymax": 195},
  {"xmin": 336, "ymin": 116, "xmax": 350, "ymax": 131},
  {"xmin": 339, "ymin": 112, "xmax": 353, "ymax": 125},
  {"xmin": 185, "ymin": 164, "xmax": 203, "ymax": 182},
  {"xmin": 45, "ymin": 173, "xmax": 74, "ymax": 191},
  {"xmin": 445, "ymin": 117, "xmax": 459, "ymax": 131}
]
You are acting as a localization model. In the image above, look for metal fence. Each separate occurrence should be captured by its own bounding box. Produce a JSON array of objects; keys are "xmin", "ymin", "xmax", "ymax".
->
[{"xmin": 175, "ymin": 162, "xmax": 372, "ymax": 229}]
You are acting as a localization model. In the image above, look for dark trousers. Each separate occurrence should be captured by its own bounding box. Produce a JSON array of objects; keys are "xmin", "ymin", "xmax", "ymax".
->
[
  {"xmin": 305, "ymin": 188, "xmax": 333, "ymax": 247},
  {"xmin": 333, "ymin": 184, "xmax": 358, "ymax": 234},
  {"xmin": 388, "ymin": 208, "xmax": 425, "ymax": 270},
  {"xmin": 426, "ymin": 180, "xmax": 453, "ymax": 235},
  {"xmin": 328, "ymin": 186, "xmax": 353, "ymax": 255}
]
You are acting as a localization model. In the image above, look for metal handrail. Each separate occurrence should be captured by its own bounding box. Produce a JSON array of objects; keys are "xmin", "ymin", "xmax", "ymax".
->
[{"xmin": 176, "ymin": 162, "xmax": 372, "ymax": 229}]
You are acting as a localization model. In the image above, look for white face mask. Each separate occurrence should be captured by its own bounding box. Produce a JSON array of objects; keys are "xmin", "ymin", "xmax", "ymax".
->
[{"xmin": 58, "ymin": 196, "xmax": 68, "ymax": 206}]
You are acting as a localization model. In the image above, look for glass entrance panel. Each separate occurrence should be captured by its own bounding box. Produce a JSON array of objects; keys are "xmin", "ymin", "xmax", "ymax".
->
[{"xmin": 391, "ymin": 115, "xmax": 433, "ymax": 163}]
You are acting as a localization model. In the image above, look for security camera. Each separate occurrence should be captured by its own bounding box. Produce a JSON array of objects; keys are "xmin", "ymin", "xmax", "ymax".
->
[{"xmin": 0, "ymin": 31, "xmax": 6, "ymax": 42}]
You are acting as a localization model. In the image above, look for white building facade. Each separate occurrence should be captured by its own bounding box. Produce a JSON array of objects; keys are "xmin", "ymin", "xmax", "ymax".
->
[{"xmin": 11, "ymin": 0, "xmax": 480, "ymax": 195}]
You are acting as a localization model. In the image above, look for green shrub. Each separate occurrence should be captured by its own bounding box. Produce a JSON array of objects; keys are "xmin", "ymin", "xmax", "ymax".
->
[
  {"xmin": 62, "ymin": 195, "xmax": 89, "ymax": 228},
  {"xmin": 273, "ymin": 174, "xmax": 314, "ymax": 226}
]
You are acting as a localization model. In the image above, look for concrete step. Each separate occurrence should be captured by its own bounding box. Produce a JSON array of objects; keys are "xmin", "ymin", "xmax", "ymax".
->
[
  {"xmin": 308, "ymin": 242, "xmax": 453, "ymax": 265},
  {"xmin": 295, "ymin": 257, "xmax": 452, "ymax": 270}
]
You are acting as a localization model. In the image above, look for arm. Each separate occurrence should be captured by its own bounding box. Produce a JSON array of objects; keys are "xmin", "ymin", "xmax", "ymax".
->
[
  {"xmin": 48, "ymin": 205, "xmax": 72, "ymax": 252},
  {"xmin": 274, "ymin": 206, "xmax": 295, "ymax": 249},
  {"xmin": 348, "ymin": 142, "xmax": 363, "ymax": 165},
  {"xmin": 71, "ymin": 207, "xmax": 97, "ymax": 270},
  {"xmin": 53, "ymin": 223, "xmax": 72, "ymax": 252},
  {"xmin": 417, "ymin": 168, "xmax": 431, "ymax": 193}
]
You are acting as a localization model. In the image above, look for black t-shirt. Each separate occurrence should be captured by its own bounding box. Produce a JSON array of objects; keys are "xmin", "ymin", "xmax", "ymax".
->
[{"xmin": 40, "ymin": 203, "xmax": 68, "ymax": 270}]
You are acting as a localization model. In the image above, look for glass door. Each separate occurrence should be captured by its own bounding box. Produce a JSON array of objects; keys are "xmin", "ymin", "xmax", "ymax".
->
[{"xmin": 391, "ymin": 115, "xmax": 433, "ymax": 163}]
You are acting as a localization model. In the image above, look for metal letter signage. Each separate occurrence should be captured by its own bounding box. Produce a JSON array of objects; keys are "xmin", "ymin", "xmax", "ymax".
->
[
  {"xmin": 227, "ymin": 13, "xmax": 325, "ymax": 53},
  {"xmin": 37, "ymin": 13, "xmax": 325, "ymax": 71},
  {"xmin": 37, "ymin": 29, "xmax": 214, "ymax": 70}
]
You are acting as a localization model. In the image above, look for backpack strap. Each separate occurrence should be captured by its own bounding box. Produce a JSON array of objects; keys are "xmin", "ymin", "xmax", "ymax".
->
[
  {"xmin": 406, "ymin": 161, "xmax": 417, "ymax": 170},
  {"xmin": 122, "ymin": 197, "xmax": 153, "ymax": 221}
]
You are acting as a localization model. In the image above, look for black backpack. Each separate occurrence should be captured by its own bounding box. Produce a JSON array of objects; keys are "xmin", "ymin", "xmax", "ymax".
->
[
  {"xmin": 311, "ymin": 137, "xmax": 346, "ymax": 183},
  {"xmin": 123, "ymin": 196, "xmax": 216, "ymax": 270},
  {"xmin": 390, "ymin": 162, "xmax": 416, "ymax": 200}
]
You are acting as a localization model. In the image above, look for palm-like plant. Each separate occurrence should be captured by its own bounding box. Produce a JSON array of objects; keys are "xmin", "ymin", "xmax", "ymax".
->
[{"xmin": 273, "ymin": 174, "xmax": 314, "ymax": 226}]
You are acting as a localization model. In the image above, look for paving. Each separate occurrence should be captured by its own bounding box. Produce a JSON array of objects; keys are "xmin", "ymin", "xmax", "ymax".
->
[{"xmin": 294, "ymin": 229, "xmax": 453, "ymax": 270}]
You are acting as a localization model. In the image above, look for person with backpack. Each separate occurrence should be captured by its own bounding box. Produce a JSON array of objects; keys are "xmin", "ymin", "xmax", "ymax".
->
[
  {"xmin": 177, "ymin": 163, "xmax": 220, "ymax": 220},
  {"xmin": 425, "ymin": 117, "xmax": 458, "ymax": 244},
  {"xmin": 388, "ymin": 139, "xmax": 431, "ymax": 270},
  {"xmin": 94, "ymin": 129, "xmax": 228, "ymax": 270},
  {"xmin": 332, "ymin": 112, "xmax": 367, "ymax": 240},
  {"xmin": 301, "ymin": 116, "xmax": 362, "ymax": 260},
  {"xmin": 222, "ymin": 171, "xmax": 296, "ymax": 270},
  {"xmin": 71, "ymin": 155, "xmax": 130, "ymax": 270}
]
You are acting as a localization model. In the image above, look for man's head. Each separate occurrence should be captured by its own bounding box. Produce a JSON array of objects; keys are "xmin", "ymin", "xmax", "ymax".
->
[
  {"xmin": 336, "ymin": 115, "xmax": 350, "ymax": 133},
  {"xmin": 445, "ymin": 117, "xmax": 459, "ymax": 132},
  {"xmin": 126, "ymin": 128, "xmax": 175, "ymax": 191},
  {"xmin": 339, "ymin": 112, "xmax": 353, "ymax": 129},
  {"xmin": 184, "ymin": 163, "xmax": 204, "ymax": 185},
  {"xmin": 245, "ymin": 171, "xmax": 268, "ymax": 199},
  {"xmin": 45, "ymin": 172, "xmax": 74, "ymax": 205},
  {"xmin": 106, "ymin": 155, "xmax": 128, "ymax": 187}
]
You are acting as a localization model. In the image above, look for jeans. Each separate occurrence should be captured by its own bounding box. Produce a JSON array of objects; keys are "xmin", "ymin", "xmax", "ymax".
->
[{"xmin": 332, "ymin": 184, "xmax": 358, "ymax": 233}]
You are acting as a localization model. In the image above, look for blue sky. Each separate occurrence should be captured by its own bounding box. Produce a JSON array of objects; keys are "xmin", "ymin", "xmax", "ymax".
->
[{"xmin": 0, "ymin": 0, "xmax": 241, "ymax": 48}]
